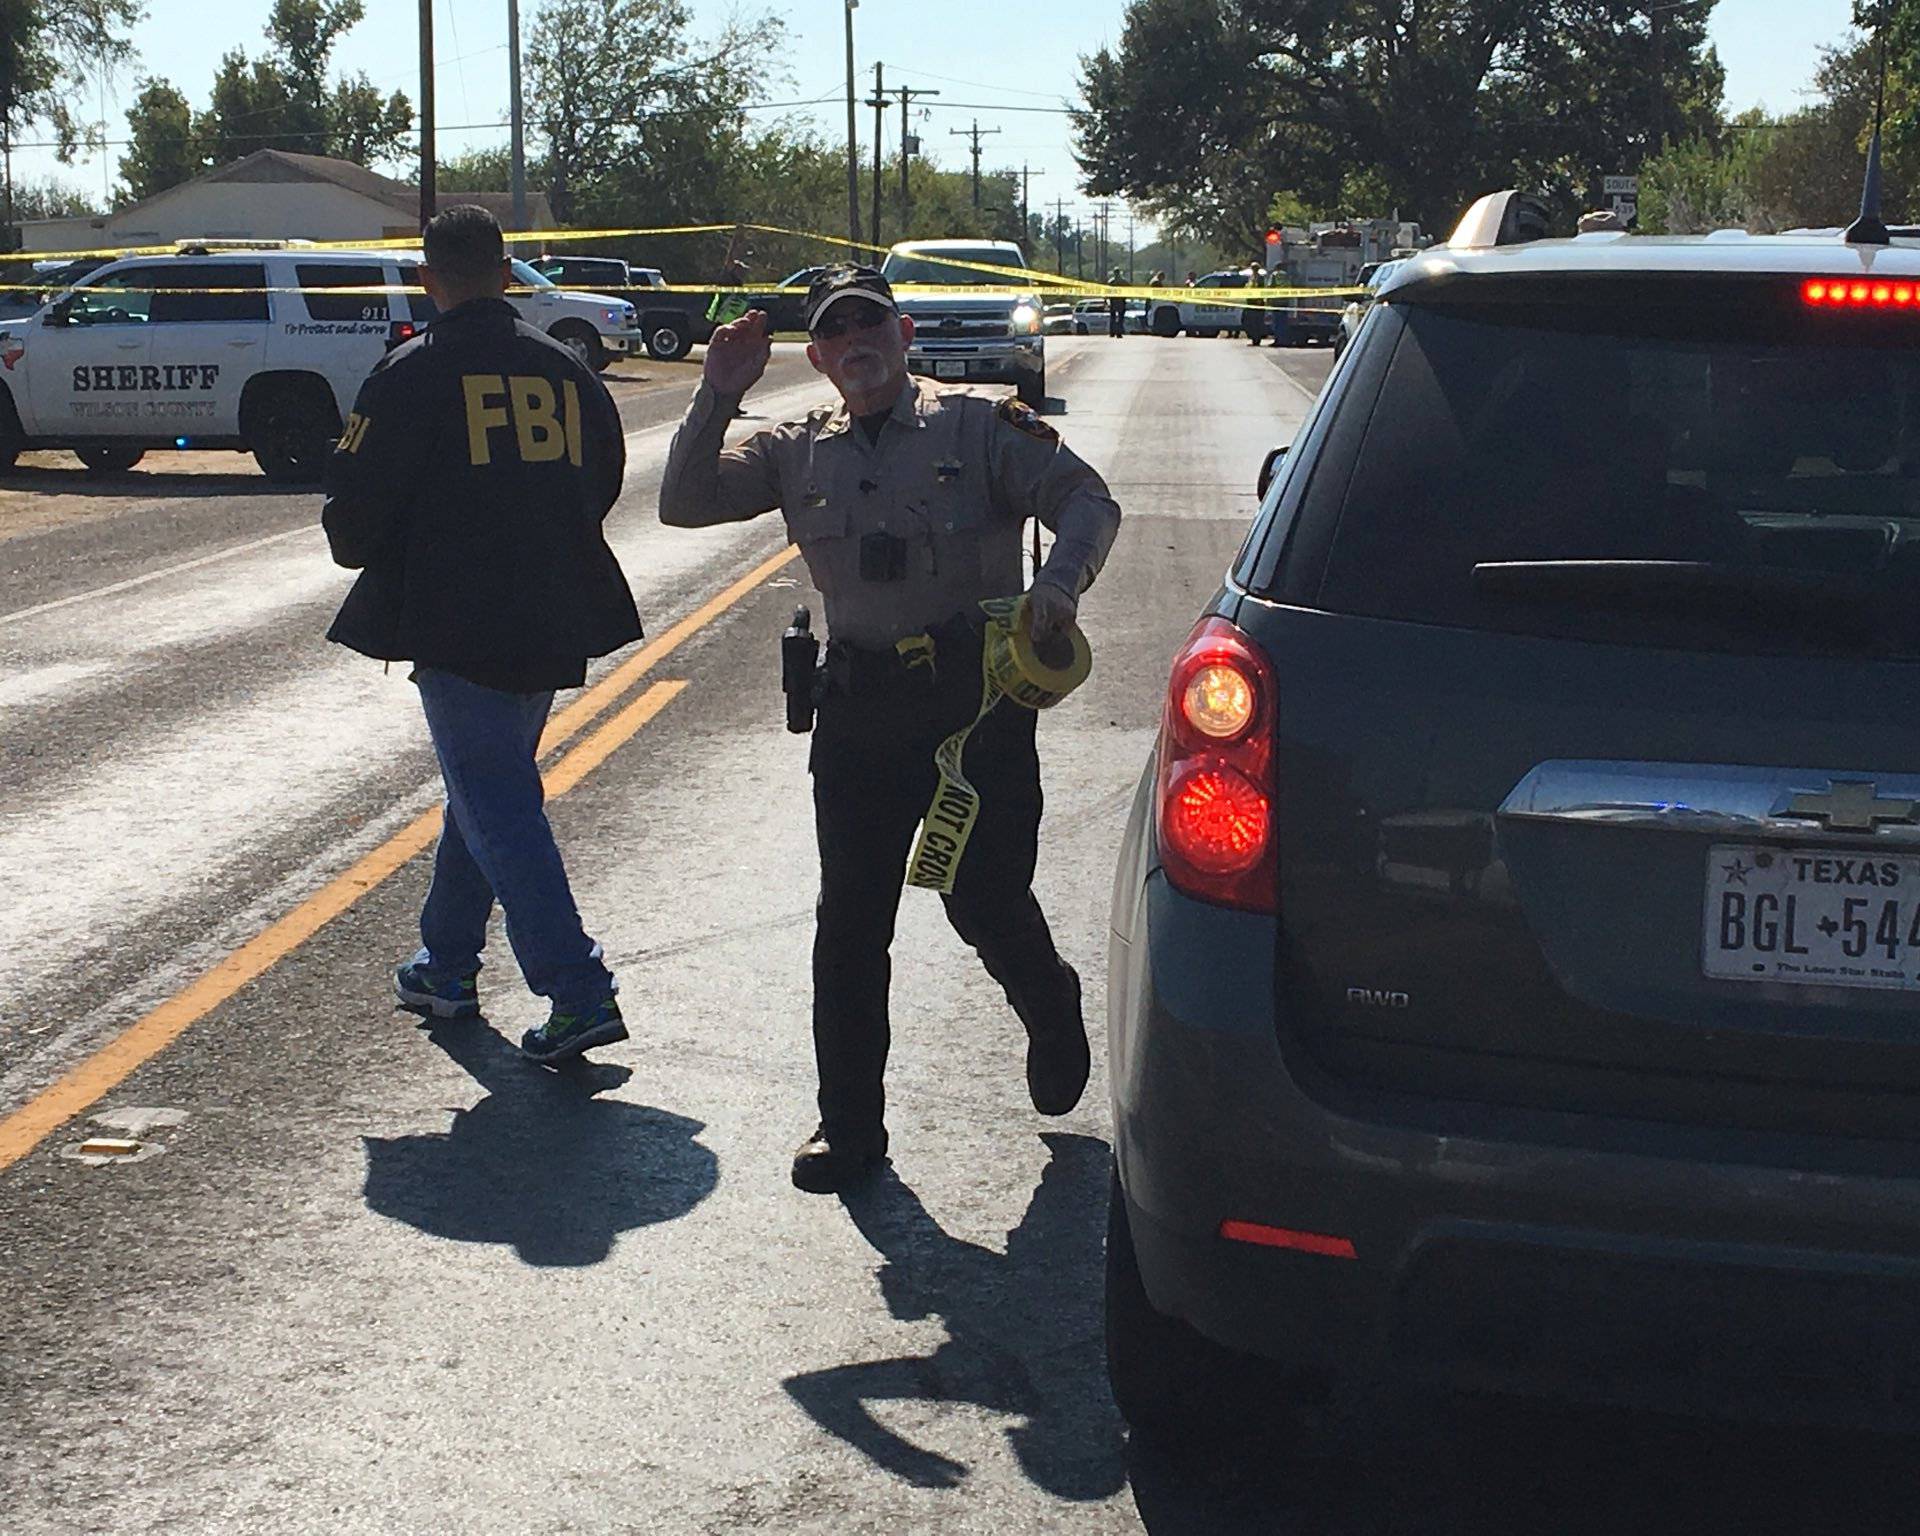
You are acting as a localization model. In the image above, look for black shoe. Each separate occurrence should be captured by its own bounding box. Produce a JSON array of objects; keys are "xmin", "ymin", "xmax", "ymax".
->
[
  {"xmin": 791, "ymin": 1126, "xmax": 888, "ymax": 1193},
  {"xmin": 1025, "ymin": 964, "xmax": 1090, "ymax": 1116}
]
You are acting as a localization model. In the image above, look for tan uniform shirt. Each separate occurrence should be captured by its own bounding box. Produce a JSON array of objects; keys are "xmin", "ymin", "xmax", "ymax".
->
[{"xmin": 659, "ymin": 376, "xmax": 1122, "ymax": 647}]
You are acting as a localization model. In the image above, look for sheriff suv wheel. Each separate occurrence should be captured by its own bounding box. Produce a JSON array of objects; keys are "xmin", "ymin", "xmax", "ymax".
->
[{"xmin": 247, "ymin": 377, "xmax": 338, "ymax": 485}]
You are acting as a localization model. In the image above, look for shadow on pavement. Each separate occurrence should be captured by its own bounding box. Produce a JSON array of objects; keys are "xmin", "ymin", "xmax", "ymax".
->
[
  {"xmin": 783, "ymin": 1130, "xmax": 1124, "ymax": 1499},
  {"xmin": 1127, "ymin": 1388, "xmax": 1918, "ymax": 1534},
  {"xmin": 4, "ymin": 464, "xmax": 278, "ymax": 499},
  {"xmin": 361, "ymin": 1017, "xmax": 717, "ymax": 1267}
]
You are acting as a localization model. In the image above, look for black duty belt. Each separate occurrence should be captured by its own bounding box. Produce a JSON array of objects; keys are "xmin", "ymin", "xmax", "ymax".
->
[{"xmin": 822, "ymin": 613, "xmax": 981, "ymax": 697}]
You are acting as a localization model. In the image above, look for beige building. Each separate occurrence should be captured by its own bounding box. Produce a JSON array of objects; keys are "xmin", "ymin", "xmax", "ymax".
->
[{"xmin": 21, "ymin": 149, "xmax": 556, "ymax": 254}]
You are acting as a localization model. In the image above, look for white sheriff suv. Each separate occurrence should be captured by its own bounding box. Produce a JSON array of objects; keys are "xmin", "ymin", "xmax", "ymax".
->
[{"xmin": 0, "ymin": 243, "xmax": 640, "ymax": 482}]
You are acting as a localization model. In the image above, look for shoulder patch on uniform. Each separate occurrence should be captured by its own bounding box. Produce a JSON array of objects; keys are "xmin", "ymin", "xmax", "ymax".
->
[{"xmin": 994, "ymin": 395, "xmax": 1058, "ymax": 442}]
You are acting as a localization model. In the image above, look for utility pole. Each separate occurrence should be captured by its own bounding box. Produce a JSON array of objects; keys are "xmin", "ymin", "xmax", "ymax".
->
[
  {"xmin": 1126, "ymin": 209, "xmax": 1137, "ymax": 282},
  {"xmin": 950, "ymin": 118, "xmax": 1002, "ymax": 208},
  {"xmin": 1052, "ymin": 196, "xmax": 1067, "ymax": 274},
  {"xmin": 1019, "ymin": 164, "xmax": 1043, "ymax": 253},
  {"xmin": 868, "ymin": 63, "xmax": 885, "ymax": 250},
  {"xmin": 507, "ymin": 0, "xmax": 526, "ymax": 236},
  {"xmin": 419, "ymin": 0, "xmax": 436, "ymax": 229},
  {"xmin": 1074, "ymin": 219, "xmax": 1084, "ymax": 279},
  {"xmin": 1648, "ymin": 0, "xmax": 1666, "ymax": 154},
  {"xmin": 2, "ymin": 121, "xmax": 12, "ymax": 255},
  {"xmin": 892, "ymin": 85, "xmax": 938, "ymax": 232},
  {"xmin": 1093, "ymin": 199, "xmax": 1113, "ymax": 277},
  {"xmin": 844, "ymin": 0, "xmax": 861, "ymax": 253}
]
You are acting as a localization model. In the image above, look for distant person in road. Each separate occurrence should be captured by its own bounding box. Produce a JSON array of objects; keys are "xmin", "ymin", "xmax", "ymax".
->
[
  {"xmin": 1241, "ymin": 260, "xmax": 1268, "ymax": 346},
  {"xmin": 1183, "ymin": 270, "xmax": 1198, "ymax": 286},
  {"xmin": 321, "ymin": 203, "xmax": 642, "ymax": 1066},
  {"xmin": 1143, "ymin": 270, "xmax": 1165, "ymax": 331},
  {"xmin": 1106, "ymin": 267, "xmax": 1126, "ymax": 338},
  {"xmin": 658, "ymin": 266, "xmax": 1122, "ymax": 1193}
]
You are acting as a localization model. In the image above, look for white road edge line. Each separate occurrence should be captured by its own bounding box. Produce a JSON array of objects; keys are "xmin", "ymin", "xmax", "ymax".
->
[{"xmin": 0, "ymin": 526, "xmax": 314, "ymax": 630}]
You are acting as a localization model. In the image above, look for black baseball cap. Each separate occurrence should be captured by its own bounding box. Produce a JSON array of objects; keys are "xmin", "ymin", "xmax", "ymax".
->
[{"xmin": 805, "ymin": 265, "xmax": 898, "ymax": 331}]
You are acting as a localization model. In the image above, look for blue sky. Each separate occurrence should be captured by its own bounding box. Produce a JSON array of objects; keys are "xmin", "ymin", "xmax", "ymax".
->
[{"xmin": 14, "ymin": 0, "xmax": 1862, "ymax": 226}]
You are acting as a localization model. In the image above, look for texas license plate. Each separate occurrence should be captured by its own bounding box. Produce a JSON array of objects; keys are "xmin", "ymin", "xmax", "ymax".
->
[
  {"xmin": 935, "ymin": 359, "xmax": 965, "ymax": 378},
  {"xmin": 1703, "ymin": 843, "xmax": 1920, "ymax": 991}
]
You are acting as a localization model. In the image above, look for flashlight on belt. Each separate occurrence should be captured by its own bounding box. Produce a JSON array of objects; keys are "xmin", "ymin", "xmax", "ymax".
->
[{"xmin": 781, "ymin": 606, "xmax": 819, "ymax": 733}]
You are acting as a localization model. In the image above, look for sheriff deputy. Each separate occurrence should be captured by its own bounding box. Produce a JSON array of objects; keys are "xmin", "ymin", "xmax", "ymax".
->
[{"xmin": 658, "ymin": 265, "xmax": 1122, "ymax": 1192}]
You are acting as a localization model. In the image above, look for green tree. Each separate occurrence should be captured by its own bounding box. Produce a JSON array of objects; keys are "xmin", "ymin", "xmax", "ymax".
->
[
  {"xmin": 527, "ymin": 0, "xmax": 784, "ymax": 237},
  {"xmin": 1, "ymin": 1, "xmax": 142, "ymax": 246},
  {"xmin": 118, "ymin": 77, "xmax": 202, "ymax": 204},
  {"xmin": 1075, "ymin": 0, "xmax": 1725, "ymax": 248},
  {"xmin": 438, "ymin": 146, "xmax": 514, "ymax": 193},
  {"xmin": 188, "ymin": 0, "xmax": 411, "ymax": 169},
  {"xmin": 10, "ymin": 176, "xmax": 103, "ymax": 220}
]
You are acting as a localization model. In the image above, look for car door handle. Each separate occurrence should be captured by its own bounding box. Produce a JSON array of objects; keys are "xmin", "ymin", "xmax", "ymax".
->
[
  {"xmin": 225, "ymin": 337, "xmax": 257, "ymax": 348},
  {"xmin": 116, "ymin": 340, "xmax": 143, "ymax": 351}
]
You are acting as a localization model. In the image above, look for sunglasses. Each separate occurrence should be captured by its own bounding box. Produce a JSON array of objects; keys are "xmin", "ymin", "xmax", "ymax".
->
[{"xmin": 811, "ymin": 303, "xmax": 894, "ymax": 342}]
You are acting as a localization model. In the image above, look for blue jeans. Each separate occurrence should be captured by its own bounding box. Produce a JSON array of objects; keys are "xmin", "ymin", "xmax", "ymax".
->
[{"xmin": 412, "ymin": 668, "xmax": 615, "ymax": 1011}]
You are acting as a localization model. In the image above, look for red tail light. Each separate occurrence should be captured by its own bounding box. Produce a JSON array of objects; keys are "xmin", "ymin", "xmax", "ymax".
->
[{"xmin": 1155, "ymin": 615, "xmax": 1278, "ymax": 913}]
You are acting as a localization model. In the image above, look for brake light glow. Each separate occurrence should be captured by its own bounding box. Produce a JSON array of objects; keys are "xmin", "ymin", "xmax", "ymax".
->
[
  {"xmin": 1155, "ymin": 616, "xmax": 1277, "ymax": 913},
  {"xmin": 1219, "ymin": 1220, "xmax": 1357, "ymax": 1260},
  {"xmin": 1802, "ymin": 278, "xmax": 1919, "ymax": 308}
]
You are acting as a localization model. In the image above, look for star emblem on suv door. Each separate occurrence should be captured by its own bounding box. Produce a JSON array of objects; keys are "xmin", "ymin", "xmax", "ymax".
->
[{"xmin": 1781, "ymin": 781, "xmax": 1920, "ymax": 832}]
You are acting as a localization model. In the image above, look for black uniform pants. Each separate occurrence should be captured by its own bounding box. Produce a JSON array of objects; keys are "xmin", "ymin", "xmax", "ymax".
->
[
  {"xmin": 1108, "ymin": 298, "xmax": 1126, "ymax": 338},
  {"xmin": 807, "ymin": 631, "xmax": 1077, "ymax": 1138}
]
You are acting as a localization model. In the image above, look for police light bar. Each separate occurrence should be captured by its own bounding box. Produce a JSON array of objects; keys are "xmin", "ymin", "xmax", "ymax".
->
[
  {"xmin": 1803, "ymin": 278, "xmax": 1920, "ymax": 307},
  {"xmin": 1263, "ymin": 228, "xmax": 1282, "ymax": 245}
]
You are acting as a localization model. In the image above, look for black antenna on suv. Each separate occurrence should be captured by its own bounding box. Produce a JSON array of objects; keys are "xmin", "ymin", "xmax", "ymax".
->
[{"xmin": 1846, "ymin": 6, "xmax": 1894, "ymax": 245}]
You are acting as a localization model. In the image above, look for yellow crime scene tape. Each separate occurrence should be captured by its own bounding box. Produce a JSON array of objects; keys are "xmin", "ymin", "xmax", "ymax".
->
[
  {"xmin": 904, "ymin": 593, "xmax": 1093, "ymax": 895},
  {"xmin": 0, "ymin": 218, "xmax": 1360, "ymax": 306}
]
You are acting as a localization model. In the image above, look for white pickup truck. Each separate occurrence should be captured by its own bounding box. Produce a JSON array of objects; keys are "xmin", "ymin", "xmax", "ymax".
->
[
  {"xmin": 0, "ymin": 243, "xmax": 639, "ymax": 480},
  {"xmin": 881, "ymin": 239, "xmax": 1048, "ymax": 407}
]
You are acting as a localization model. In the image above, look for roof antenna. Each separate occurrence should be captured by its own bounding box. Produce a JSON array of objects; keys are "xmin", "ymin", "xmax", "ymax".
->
[{"xmin": 1846, "ymin": 5, "xmax": 1893, "ymax": 245}]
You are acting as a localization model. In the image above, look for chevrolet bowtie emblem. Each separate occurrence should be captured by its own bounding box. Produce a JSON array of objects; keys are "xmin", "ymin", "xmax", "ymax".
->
[{"xmin": 1781, "ymin": 781, "xmax": 1920, "ymax": 832}]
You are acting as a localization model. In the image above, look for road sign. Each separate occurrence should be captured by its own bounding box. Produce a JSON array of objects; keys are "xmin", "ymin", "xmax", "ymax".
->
[{"xmin": 1603, "ymin": 175, "xmax": 1640, "ymax": 196}]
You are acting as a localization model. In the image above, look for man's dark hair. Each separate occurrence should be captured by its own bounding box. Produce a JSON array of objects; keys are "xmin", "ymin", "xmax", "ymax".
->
[{"xmin": 423, "ymin": 205, "xmax": 505, "ymax": 281}]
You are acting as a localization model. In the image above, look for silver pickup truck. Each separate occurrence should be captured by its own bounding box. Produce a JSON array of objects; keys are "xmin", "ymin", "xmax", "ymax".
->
[{"xmin": 879, "ymin": 239, "xmax": 1047, "ymax": 406}]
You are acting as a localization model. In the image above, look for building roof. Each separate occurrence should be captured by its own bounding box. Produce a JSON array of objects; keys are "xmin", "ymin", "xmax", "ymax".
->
[{"xmin": 123, "ymin": 149, "xmax": 554, "ymax": 231}]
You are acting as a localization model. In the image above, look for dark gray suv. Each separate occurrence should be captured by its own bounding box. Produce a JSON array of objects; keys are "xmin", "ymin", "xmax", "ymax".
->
[{"xmin": 1107, "ymin": 194, "xmax": 1920, "ymax": 1445}]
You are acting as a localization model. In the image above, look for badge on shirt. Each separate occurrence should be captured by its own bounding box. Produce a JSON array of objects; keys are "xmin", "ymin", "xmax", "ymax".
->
[
  {"xmin": 803, "ymin": 486, "xmax": 828, "ymax": 507},
  {"xmin": 995, "ymin": 396, "xmax": 1058, "ymax": 442},
  {"xmin": 934, "ymin": 459, "xmax": 964, "ymax": 483}
]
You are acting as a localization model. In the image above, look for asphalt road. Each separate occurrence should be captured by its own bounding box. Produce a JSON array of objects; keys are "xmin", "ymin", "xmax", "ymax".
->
[{"xmin": 1, "ymin": 335, "xmax": 1903, "ymax": 1535}]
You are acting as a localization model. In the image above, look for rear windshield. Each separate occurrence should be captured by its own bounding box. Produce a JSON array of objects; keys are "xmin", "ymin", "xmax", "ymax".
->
[
  {"xmin": 1311, "ymin": 289, "xmax": 1920, "ymax": 659},
  {"xmin": 881, "ymin": 248, "xmax": 1025, "ymax": 286}
]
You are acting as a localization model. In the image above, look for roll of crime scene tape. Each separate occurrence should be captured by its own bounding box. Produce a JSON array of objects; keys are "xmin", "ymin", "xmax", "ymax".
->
[{"xmin": 905, "ymin": 594, "xmax": 1092, "ymax": 895}]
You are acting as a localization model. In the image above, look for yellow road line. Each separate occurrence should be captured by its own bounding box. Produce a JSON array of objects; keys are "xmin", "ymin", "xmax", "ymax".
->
[{"xmin": 0, "ymin": 544, "xmax": 800, "ymax": 1174}]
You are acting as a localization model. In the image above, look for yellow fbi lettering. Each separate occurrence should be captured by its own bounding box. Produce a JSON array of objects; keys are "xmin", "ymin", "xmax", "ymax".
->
[{"xmin": 461, "ymin": 373, "xmax": 585, "ymax": 467}]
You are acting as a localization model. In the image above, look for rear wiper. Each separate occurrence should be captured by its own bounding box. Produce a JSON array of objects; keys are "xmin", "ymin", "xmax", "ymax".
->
[{"xmin": 1471, "ymin": 561, "xmax": 1899, "ymax": 646}]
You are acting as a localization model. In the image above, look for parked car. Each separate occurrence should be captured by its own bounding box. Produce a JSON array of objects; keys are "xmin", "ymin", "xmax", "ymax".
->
[
  {"xmin": 1107, "ymin": 190, "xmax": 1920, "ymax": 1448},
  {"xmin": 1042, "ymin": 302, "xmax": 1080, "ymax": 335},
  {"xmin": 0, "ymin": 243, "xmax": 637, "ymax": 480}
]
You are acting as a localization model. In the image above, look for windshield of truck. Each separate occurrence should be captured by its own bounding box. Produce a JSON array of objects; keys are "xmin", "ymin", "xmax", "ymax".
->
[
  {"xmin": 510, "ymin": 260, "xmax": 557, "ymax": 290},
  {"xmin": 881, "ymin": 247, "xmax": 1027, "ymax": 287},
  {"xmin": 1312, "ymin": 286, "xmax": 1920, "ymax": 658}
]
